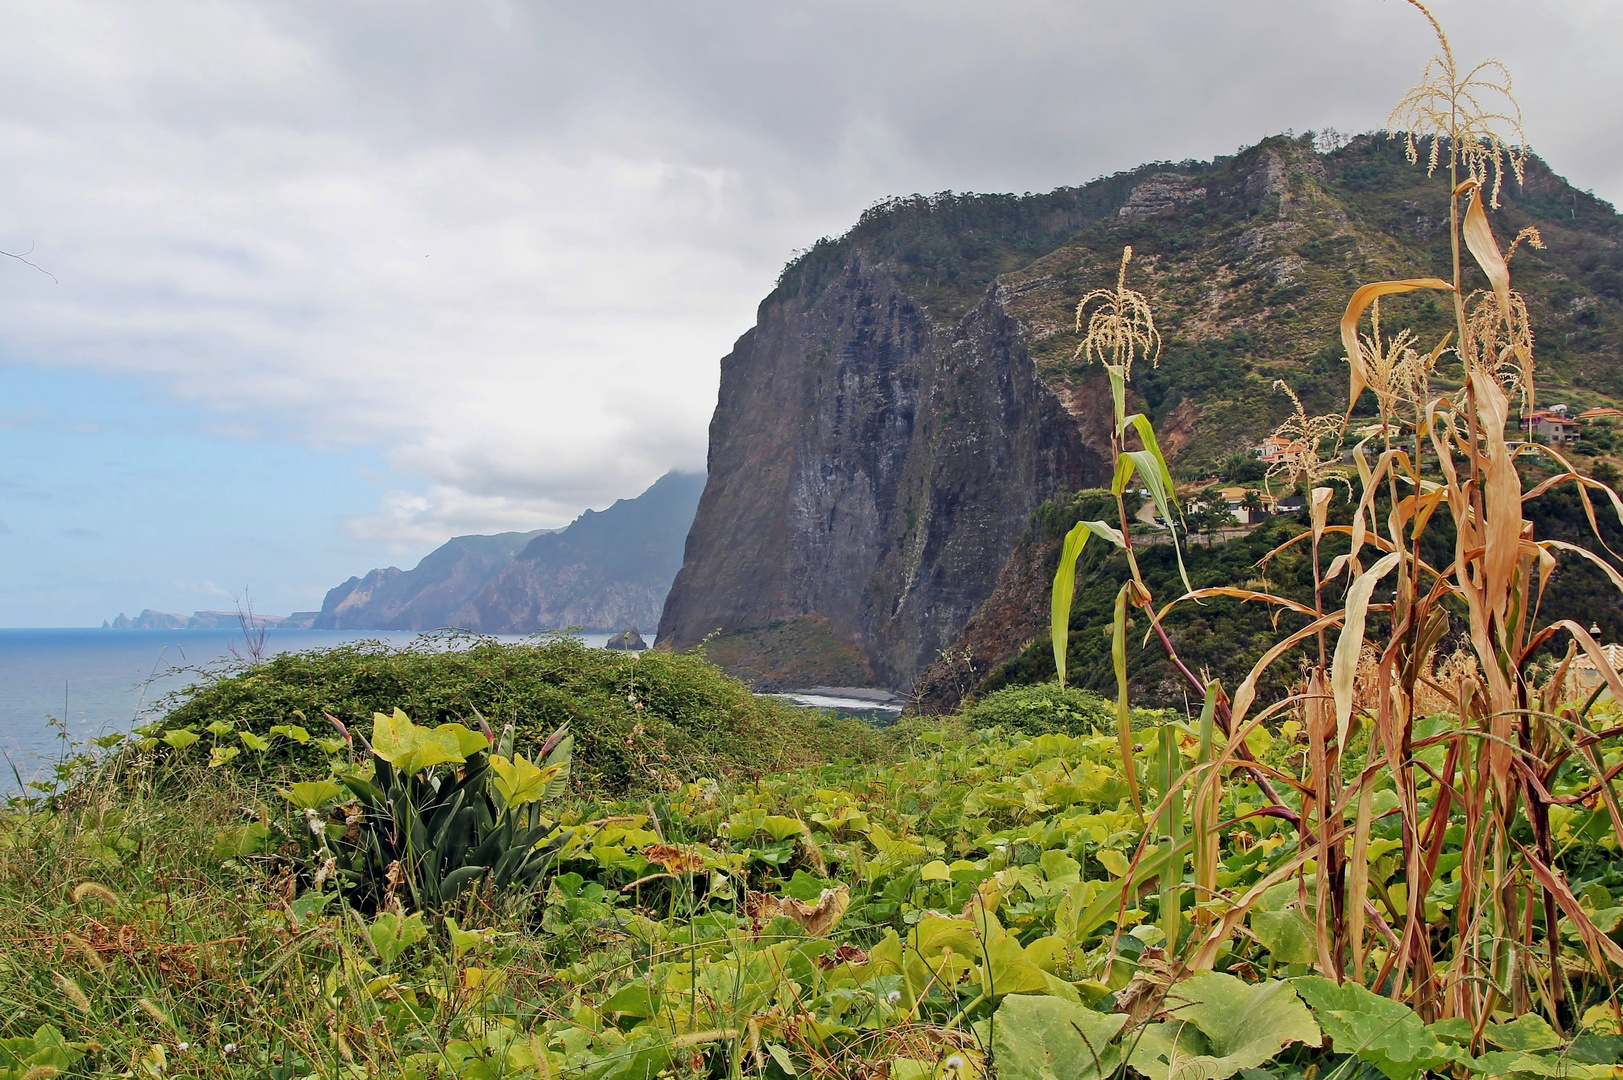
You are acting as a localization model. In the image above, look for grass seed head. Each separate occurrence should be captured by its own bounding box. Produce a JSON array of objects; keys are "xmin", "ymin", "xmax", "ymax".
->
[
  {"xmin": 52, "ymin": 970, "xmax": 92, "ymax": 1014},
  {"xmin": 71, "ymin": 881, "xmax": 121, "ymax": 907}
]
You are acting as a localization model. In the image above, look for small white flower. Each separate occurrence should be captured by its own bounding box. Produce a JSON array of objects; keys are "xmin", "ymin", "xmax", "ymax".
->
[
  {"xmin": 223, "ymin": 1043, "xmax": 237, "ymax": 1053},
  {"xmin": 177, "ymin": 1042, "xmax": 190, "ymax": 1052},
  {"xmin": 886, "ymin": 990, "xmax": 902, "ymax": 1005}
]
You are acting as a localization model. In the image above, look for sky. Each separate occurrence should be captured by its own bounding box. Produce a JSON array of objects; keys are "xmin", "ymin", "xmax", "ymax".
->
[{"xmin": 2, "ymin": 0, "xmax": 1620, "ymax": 626}]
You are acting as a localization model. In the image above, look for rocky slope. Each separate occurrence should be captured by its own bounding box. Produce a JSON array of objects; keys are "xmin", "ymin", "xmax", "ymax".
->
[
  {"xmin": 660, "ymin": 133, "xmax": 1623, "ymax": 697},
  {"xmin": 314, "ymin": 471, "xmax": 703, "ymax": 634}
]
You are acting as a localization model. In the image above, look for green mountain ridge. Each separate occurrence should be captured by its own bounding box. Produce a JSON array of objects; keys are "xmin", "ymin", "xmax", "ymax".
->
[
  {"xmin": 661, "ymin": 132, "xmax": 1623, "ymax": 698},
  {"xmin": 784, "ymin": 132, "xmax": 1623, "ymax": 469}
]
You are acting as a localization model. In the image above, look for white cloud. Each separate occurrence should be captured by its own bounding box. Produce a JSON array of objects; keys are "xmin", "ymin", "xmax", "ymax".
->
[{"xmin": 0, "ymin": 0, "xmax": 1619, "ymax": 545}]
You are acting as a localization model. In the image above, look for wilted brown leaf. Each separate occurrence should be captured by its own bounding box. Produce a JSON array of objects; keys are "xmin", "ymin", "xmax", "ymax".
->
[
  {"xmin": 642, "ymin": 844, "xmax": 707, "ymax": 875},
  {"xmin": 1113, "ymin": 946, "xmax": 1180, "ymax": 1027},
  {"xmin": 816, "ymin": 943, "xmax": 870, "ymax": 970},
  {"xmin": 745, "ymin": 884, "xmax": 851, "ymax": 936}
]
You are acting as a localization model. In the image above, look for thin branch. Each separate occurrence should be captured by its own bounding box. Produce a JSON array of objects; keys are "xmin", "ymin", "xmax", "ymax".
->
[{"xmin": 0, "ymin": 242, "xmax": 58, "ymax": 284}]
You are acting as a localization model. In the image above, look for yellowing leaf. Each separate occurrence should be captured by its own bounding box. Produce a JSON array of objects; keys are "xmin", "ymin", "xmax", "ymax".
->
[
  {"xmin": 1332, "ymin": 551, "xmax": 1401, "ymax": 751},
  {"xmin": 371, "ymin": 708, "xmax": 488, "ymax": 774},
  {"xmin": 1461, "ymin": 185, "xmax": 1511, "ymax": 326},
  {"xmin": 489, "ymin": 753, "xmax": 564, "ymax": 810},
  {"xmin": 1340, "ymin": 279, "xmax": 1452, "ymax": 407},
  {"xmin": 1096, "ymin": 849, "xmax": 1131, "ymax": 878},
  {"xmin": 160, "ymin": 728, "xmax": 199, "ymax": 750}
]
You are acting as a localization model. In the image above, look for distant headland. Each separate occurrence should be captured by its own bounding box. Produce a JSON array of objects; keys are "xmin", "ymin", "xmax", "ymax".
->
[{"xmin": 103, "ymin": 609, "xmax": 319, "ymax": 630}]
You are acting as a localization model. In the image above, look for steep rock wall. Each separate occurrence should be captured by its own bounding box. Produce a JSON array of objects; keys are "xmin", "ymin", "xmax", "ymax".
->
[{"xmin": 658, "ymin": 253, "xmax": 1105, "ymax": 689}]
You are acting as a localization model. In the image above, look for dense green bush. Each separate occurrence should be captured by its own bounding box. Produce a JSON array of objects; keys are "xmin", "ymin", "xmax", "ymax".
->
[
  {"xmin": 966, "ymin": 682, "xmax": 1169, "ymax": 736},
  {"xmin": 156, "ymin": 634, "xmax": 880, "ymax": 795}
]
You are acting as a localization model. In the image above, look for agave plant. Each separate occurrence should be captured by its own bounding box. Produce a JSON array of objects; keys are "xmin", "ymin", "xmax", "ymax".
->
[{"xmin": 286, "ymin": 708, "xmax": 572, "ymax": 913}]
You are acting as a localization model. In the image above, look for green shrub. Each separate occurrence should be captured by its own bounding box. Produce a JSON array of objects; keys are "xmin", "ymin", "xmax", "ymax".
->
[
  {"xmin": 966, "ymin": 682, "xmax": 1170, "ymax": 736},
  {"xmin": 155, "ymin": 634, "xmax": 879, "ymax": 795}
]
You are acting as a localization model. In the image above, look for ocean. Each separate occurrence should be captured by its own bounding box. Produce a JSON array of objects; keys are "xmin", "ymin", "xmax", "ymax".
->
[{"xmin": 0, "ymin": 627, "xmax": 620, "ymax": 792}]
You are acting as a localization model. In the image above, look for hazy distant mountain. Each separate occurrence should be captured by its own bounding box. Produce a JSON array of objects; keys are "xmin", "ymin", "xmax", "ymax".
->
[
  {"xmin": 312, "ymin": 530, "xmax": 549, "ymax": 631},
  {"xmin": 452, "ymin": 471, "xmax": 706, "ymax": 634},
  {"xmin": 312, "ymin": 471, "xmax": 704, "ymax": 634}
]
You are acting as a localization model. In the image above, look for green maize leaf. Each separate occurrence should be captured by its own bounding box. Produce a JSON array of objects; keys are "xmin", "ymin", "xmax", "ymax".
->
[
  {"xmin": 1070, "ymin": 837, "xmax": 1188, "ymax": 940},
  {"xmin": 1053, "ymin": 522, "xmax": 1089, "ymax": 688},
  {"xmin": 992, "ymin": 994, "xmax": 1127, "ymax": 1080},
  {"xmin": 1112, "ymin": 582, "xmax": 1141, "ymax": 813},
  {"xmin": 1108, "ymin": 364, "xmax": 1128, "ymax": 433},
  {"xmin": 1293, "ymin": 976, "xmax": 1456, "ymax": 1080},
  {"xmin": 1127, "ymin": 973, "xmax": 1320, "ymax": 1080}
]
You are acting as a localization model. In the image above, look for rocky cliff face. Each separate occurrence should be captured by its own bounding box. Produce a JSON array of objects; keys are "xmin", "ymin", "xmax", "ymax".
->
[
  {"xmin": 658, "ymin": 255, "xmax": 1104, "ymax": 688},
  {"xmin": 659, "ymin": 133, "xmax": 1623, "ymax": 699}
]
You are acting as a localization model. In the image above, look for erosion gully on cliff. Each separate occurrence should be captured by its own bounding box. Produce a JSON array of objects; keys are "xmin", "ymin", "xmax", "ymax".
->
[{"xmin": 657, "ymin": 132, "xmax": 1623, "ymax": 706}]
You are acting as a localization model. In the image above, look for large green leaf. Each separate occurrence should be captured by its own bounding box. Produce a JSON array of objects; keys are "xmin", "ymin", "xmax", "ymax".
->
[
  {"xmin": 280, "ymin": 780, "xmax": 343, "ymax": 810},
  {"xmin": 1127, "ymin": 974, "xmax": 1320, "ymax": 1080},
  {"xmin": 1250, "ymin": 910, "xmax": 1317, "ymax": 964},
  {"xmin": 992, "ymin": 994, "xmax": 1127, "ymax": 1080},
  {"xmin": 0, "ymin": 1023, "xmax": 89, "ymax": 1078},
  {"xmin": 371, "ymin": 708, "xmax": 488, "ymax": 775},
  {"xmin": 1293, "ymin": 976, "xmax": 1456, "ymax": 1080}
]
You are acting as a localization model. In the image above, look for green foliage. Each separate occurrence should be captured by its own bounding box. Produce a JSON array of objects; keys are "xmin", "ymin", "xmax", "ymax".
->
[
  {"xmin": 294, "ymin": 709, "xmax": 574, "ymax": 912},
  {"xmin": 967, "ymin": 682, "xmax": 1169, "ymax": 736},
  {"xmin": 156, "ymin": 634, "xmax": 876, "ymax": 794},
  {"xmin": 1126, "ymin": 973, "xmax": 1321, "ymax": 1080},
  {"xmin": 1292, "ymin": 977, "xmax": 1458, "ymax": 1080},
  {"xmin": 991, "ymin": 995, "xmax": 1126, "ymax": 1080},
  {"xmin": 10, "ymin": 713, "xmax": 1623, "ymax": 1078}
]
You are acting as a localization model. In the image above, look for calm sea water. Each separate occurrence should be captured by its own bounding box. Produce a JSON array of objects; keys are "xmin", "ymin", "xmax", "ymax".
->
[{"xmin": 0, "ymin": 628, "xmax": 620, "ymax": 791}]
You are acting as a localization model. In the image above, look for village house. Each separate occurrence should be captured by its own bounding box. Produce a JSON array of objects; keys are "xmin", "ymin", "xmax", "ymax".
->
[
  {"xmin": 1252, "ymin": 435, "xmax": 1306, "ymax": 464},
  {"xmin": 1522, "ymin": 408, "xmax": 1579, "ymax": 444},
  {"xmin": 1216, "ymin": 485, "xmax": 1276, "ymax": 524}
]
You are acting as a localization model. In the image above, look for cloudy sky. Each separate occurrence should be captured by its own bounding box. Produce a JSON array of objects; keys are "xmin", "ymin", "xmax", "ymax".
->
[{"xmin": 1, "ymin": 0, "xmax": 1618, "ymax": 625}]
